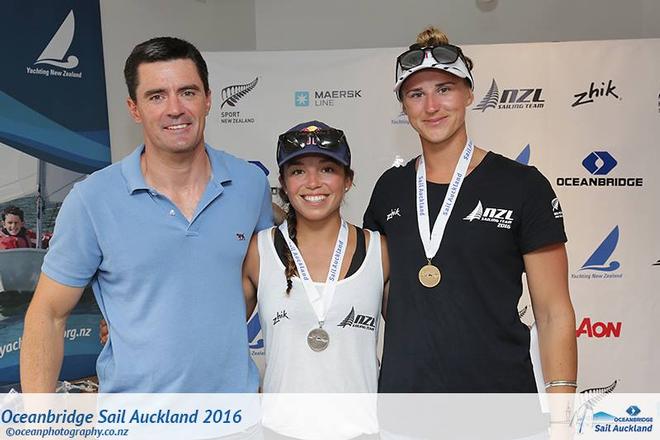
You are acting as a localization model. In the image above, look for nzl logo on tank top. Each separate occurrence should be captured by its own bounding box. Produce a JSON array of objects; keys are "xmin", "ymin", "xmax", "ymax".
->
[
  {"xmin": 337, "ymin": 307, "xmax": 376, "ymax": 331},
  {"xmin": 462, "ymin": 201, "xmax": 514, "ymax": 229}
]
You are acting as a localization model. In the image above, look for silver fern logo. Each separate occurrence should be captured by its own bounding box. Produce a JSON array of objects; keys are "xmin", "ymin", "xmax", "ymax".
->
[
  {"xmin": 572, "ymin": 380, "xmax": 618, "ymax": 433},
  {"xmin": 220, "ymin": 77, "xmax": 258, "ymax": 109},
  {"xmin": 219, "ymin": 77, "xmax": 259, "ymax": 124},
  {"xmin": 473, "ymin": 79, "xmax": 500, "ymax": 112}
]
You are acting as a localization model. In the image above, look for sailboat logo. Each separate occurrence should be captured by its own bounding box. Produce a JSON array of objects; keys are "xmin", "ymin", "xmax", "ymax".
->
[
  {"xmin": 579, "ymin": 226, "xmax": 621, "ymax": 272},
  {"xmin": 35, "ymin": 10, "xmax": 79, "ymax": 69},
  {"xmin": 515, "ymin": 144, "xmax": 531, "ymax": 165},
  {"xmin": 463, "ymin": 201, "xmax": 483, "ymax": 221},
  {"xmin": 247, "ymin": 312, "xmax": 264, "ymax": 350}
]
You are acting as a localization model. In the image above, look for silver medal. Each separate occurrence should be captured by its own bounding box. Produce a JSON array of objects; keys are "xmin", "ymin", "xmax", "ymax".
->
[{"xmin": 307, "ymin": 327, "xmax": 330, "ymax": 352}]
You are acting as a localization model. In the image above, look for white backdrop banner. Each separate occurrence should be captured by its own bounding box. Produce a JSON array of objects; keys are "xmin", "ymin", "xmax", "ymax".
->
[{"xmin": 203, "ymin": 39, "xmax": 660, "ymax": 392}]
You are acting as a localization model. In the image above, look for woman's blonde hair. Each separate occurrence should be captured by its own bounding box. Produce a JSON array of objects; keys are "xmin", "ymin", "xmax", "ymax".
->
[{"xmin": 414, "ymin": 26, "xmax": 473, "ymax": 71}]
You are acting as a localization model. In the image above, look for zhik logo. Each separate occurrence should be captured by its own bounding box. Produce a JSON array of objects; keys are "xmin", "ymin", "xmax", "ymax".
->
[
  {"xmin": 473, "ymin": 79, "xmax": 545, "ymax": 112},
  {"xmin": 35, "ymin": 10, "xmax": 79, "ymax": 69},
  {"xmin": 582, "ymin": 151, "xmax": 617, "ymax": 175},
  {"xmin": 462, "ymin": 201, "xmax": 514, "ymax": 229},
  {"xmin": 573, "ymin": 226, "xmax": 622, "ymax": 279},
  {"xmin": 576, "ymin": 317, "xmax": 622, "ymax": 338},
  {"xmin": 572, "ymin": 80, "xmax": 621, "ymax": 107}
]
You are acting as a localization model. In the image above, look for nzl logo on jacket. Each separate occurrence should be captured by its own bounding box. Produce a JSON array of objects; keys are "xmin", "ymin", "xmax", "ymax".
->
[
  {"xmin": 473, "ymin": 79, "xmax": 545, "ymax": 111},
  {"xmin": 337, "ymin": 307, "xmax": 376, "ymax": 331},
  {"xmin": 572, "ymin": 226, "xmax": 623, "ymax": 279},
  {"xmin": 219, "ymin": 77, "xmax": 258, "ymax": 124},
  {"xmin": 26, "ymin": 10, "xmax": 83, "ymax": 79},
  {"xmin": 462, "ymin": 201, "xmax": 514, "ymax": 229}
]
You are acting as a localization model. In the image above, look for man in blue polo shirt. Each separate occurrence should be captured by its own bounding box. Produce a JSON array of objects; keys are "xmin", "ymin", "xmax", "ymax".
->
[{"xmin": 20, "ymin": 37, "xmax": 273, "ymax": 393}]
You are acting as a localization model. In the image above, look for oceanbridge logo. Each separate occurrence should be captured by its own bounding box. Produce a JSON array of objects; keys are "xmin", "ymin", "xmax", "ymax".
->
[
  {"xmin": 572, "ymin": 226, "xmax": 622, "ymax": 279},
  {"xmin": 293, "ymin": 88, "xmax": 362, "ymax": 107},
  {"xmin": 556, "ymin": 151, "xmax": 644, "ymax": 187},
  {"xmin": 26, "ymin": 10, "xmax": 83, "ymax": 79},
  {"xmin": 219, "ymin": 77, "xmax": 258, "ymax": 124},
  {"xmin": 590, "ymin": 406, "xmax": 653, "ymax": 433},
  {"xmin": 473, "ymin": 79, "xmax": 545, "ymax": 111}
]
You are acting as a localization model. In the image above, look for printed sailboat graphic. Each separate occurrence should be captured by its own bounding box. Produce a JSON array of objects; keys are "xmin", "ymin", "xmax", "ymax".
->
[
  {"xmin": 579, "ymin": 226, "xmax": 620, "ymax": 272},
  {"xmin": 463, "ymin": 201, "xmax": 483, "ymax": 222},
  {"xmin": 35, "ymin": 10, "xmax": 79, "ymax": 69}
]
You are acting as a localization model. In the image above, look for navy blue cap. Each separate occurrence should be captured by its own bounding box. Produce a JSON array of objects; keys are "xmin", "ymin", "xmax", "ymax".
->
[{"xmin": 276, "ymin": 120, "xmax": 351, "ymax": 168}]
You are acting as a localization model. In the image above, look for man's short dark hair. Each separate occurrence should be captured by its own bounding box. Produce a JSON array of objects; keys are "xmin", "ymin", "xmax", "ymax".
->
[
  {"xmin": 124, "ymin": 37, "xmax": 209, "ymax": 101},
  {"xmin": 2, "ymin": 206, "xmax": 24, "ymax": 222}
]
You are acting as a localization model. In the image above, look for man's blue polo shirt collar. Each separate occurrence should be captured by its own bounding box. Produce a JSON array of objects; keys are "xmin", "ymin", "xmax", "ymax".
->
[{"xmin": 120, "ymin": 144, "xmax": 232, "ymax": 194}]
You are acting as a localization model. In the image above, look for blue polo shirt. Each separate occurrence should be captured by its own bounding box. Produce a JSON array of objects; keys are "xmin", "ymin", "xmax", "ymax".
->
[{"xmin": 42, "ymin": 144, "xmax": 273, "ymax": 392}]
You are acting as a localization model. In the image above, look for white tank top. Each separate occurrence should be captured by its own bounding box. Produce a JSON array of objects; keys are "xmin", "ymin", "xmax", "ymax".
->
[{"xmin": 257, "ymin": 226, "xmax": 383, "ymax": 393}]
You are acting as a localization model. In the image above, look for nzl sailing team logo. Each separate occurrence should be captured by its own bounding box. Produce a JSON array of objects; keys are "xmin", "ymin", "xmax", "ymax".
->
[
  {"xmin": 572, "ymin": 226, "xmax": 623, "ymax": 279},
  {"xmin": 462, "ymin": 201, "xmax": 514, "ymax": 229},
  {"xmin": 337, "ymin": 307, "xmax": 376, "ymax": 331},
  {"xmin": 26, "ymin": 10, "xmax": 83, "ymax": 79},
  {"xmin": 473, "ymin": 79, "xmax": 545, "ymax": 111}
]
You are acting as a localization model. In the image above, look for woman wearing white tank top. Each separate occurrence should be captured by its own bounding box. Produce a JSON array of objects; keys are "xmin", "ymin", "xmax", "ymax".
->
[{"xmin": 242, "ymin": 121, "xmax": 389, "ymax": 440}]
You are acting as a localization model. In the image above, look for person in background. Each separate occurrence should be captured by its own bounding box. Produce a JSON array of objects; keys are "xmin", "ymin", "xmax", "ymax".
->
[{"xmin": 0, "ymin": 206, "xmax": 36, "ymax": 249}]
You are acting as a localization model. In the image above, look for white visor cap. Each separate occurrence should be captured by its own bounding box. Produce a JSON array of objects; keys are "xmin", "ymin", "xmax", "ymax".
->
[{"xmin": 394, "ymin": 50, "xmax": 474, "ymax": 101}]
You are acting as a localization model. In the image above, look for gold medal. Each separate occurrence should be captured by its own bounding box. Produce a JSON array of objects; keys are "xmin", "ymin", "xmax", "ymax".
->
[{"xmin": 418, "ymin": 263, "xmax": 441, "ymax": 288}]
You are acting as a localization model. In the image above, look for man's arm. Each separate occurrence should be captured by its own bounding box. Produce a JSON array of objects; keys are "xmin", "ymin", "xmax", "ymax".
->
[
  {"xmin": 20, "ymin": 273, "xmax": 84, "ymax": 392},
  {"xmin": 524, "ymin": 243, "xmax": 577, "ymax": 393}
]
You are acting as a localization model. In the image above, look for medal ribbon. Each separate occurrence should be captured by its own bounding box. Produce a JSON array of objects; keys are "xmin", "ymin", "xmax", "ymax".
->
[
  {"xmin": 279, "ymin": 219, "xmax": 349, "ymax": 326},
  {"xmin": 416, "ymin": 139, "xmax": 474, "ymax": 261}
]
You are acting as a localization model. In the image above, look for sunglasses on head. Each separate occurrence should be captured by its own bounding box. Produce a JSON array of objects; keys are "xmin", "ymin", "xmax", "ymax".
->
[
  {"xmin": 277, "ymin": 128, "xmax": 348, "ymax": 158},
  {"xmin": 396, "ymin": 44, "xmax": 468, "ymax": 79}
]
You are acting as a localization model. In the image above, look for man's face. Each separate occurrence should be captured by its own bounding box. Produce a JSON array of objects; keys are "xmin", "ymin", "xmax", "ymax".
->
[
  {"xmin": 401, "ymin": 69, "xmax": 473, "ymax": 148},
  {"xmin": 127, "ymin": 59, "xmax": 211, "ymax": 155},
  {"xmin": 3, "ymin": 214, "xmax": 23, "ymax": 236}
]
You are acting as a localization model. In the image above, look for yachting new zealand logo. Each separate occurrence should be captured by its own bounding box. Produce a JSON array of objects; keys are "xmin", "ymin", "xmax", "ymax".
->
[
  {"xmin": 337, "ymin": 307, "xmax": 376, "ymax": 331},
  {"xmin": 462, "ymin": 201, "xmax": 514, "ymax": 229},
  {"xmin": 473, "ymin": 79, "xmax": 545, "ymax": 111},
  {"xmin": 572, "ymin": 226, "xmax": 622, "ymax": 279},
  {"xmin": 26, "ymin": 10, "xmax": 83, "ymax": 79},
  {"xmin": 219, "ymin": 77, "xmax": 258, "ymax": 124}
]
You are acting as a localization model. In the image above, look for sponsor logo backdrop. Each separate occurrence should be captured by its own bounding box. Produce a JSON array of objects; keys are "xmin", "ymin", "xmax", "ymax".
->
[{"xmin": 204, "ymin": 39, "xmax": 660, "ymax": 391}]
